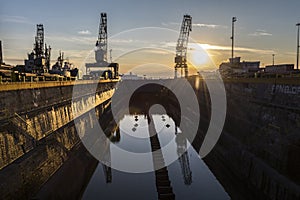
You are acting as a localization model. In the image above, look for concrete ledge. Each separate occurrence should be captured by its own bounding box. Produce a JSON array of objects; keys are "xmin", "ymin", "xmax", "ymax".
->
[
  {"xmin": 223, "ymin": 77, "xmax": 300, "ymax": 85},
  {"xmin": 0, "ymin": 79, "xmax": 119, "ymax": 91}
]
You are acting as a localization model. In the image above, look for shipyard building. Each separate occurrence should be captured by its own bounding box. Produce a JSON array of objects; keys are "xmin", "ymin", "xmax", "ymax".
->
[{"xmin": 219, "ymin": 57, "xmax": 260, "ymax": 77}]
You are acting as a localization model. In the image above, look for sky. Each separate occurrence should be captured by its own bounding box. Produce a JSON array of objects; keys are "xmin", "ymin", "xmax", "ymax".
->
[{"xmin": 1, "ymin": 0, "xmax": 300, "ymax": 76}]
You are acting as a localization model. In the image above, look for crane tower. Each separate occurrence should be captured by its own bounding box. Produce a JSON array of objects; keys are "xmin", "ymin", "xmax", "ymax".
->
[
  {"xmin": 95, "ymin": 13, "xmax": 108, "ymax": 63},
  {"xmin": 174, "ymin": 15, "xmax": 192, "ymax": 78},
  {"xmin": 24, "ymin": 24, "xmax": 51, "ymax": 74},
  {"xmin": 34, "ymin": 24, "xmax": 45, "ymax": 58},
  {"xmin": 85, "ymin": 13, "xmax": 119, "ymax": 80}
]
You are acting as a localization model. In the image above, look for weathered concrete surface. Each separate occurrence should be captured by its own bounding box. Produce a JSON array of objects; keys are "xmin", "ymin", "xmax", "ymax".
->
[
  {"xmin": 32, "ymin": 133, "xmax": 99, "ymax": 200},
  {"xmin": 33, "ymin": 104, "xmax": 119, "ymax": 199},
  {"xmin": 1, "ymin": 76, "xmax": 299, "ymax": 199},
  {"xmin": 0, "ymin": 80, "xmax": 117, "ymax": 120},
  {"xmin": 0, "ymin": 81, "xmax": 116, "ymax": 169},
  {"xmin": 188, "ymin": 75, "xmax": 300, "ymax": 200},
  {"xmin": 0, "ymin": 108, "xmax": 107, "ymax": 199},
  {"xmin": 0, "ymin": 80, "xmax": 115, "ymax": 92},
  {"xmin": 0, "ymin": 80, "xmax": 116, "ymax": 199}
]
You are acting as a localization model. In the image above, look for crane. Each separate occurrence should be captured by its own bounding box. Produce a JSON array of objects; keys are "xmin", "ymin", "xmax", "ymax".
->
[
  {"xmin": 24, "ymin": 24, "xmax": 51, "ymax": 74},
  {"xmin": 34, "ymin": 24, "xmax": 45, "ymax": 58},
  {"xmin": 34, "ymin": 24, "xmax": 51, "ymax": 68},
  {"xmin": 174, "ymin": 15, "xmax": 192, "ymax": 78},
  {"xmin": 86, "ymin": 12, "xmax": 108, "ymax": 75},
  {"xmin": 95, "ymin": 13, "xmax": 108, "ymax": 64},
  {"xmin": 85, "ymin": 13, "xmax": 119, "ymax": 80}
]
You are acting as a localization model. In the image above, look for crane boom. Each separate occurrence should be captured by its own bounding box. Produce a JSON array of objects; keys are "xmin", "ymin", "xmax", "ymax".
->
[
  {"xmin": 34, "ymin": 24, "xmax": 44, "ymax": 58},
  {"xmin": 174, "ymin": 15, "xmax": 192, "ymax": 78},
  {"xmin": 25, "ymin": 24, "xmax": 51, "ymax": 74},
  {"xmin": 95, "ymin": 13, "xmax": 108, "ymax": 63},
  {"xmin": 85, "ymin": 12, "xmax": 119, "ymax": 79}
]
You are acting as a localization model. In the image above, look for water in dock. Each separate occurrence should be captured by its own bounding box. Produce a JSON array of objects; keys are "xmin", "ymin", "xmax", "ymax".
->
[
  {"xmin": 35, "ymin": 112, "xmax": 229, "ymax": 199},
  {"xmin": 83, "ymin": 114, "xmax": 229, "ymax": 199}
]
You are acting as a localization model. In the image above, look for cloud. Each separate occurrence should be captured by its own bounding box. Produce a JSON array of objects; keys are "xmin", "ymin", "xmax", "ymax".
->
[
  {"xmin": 4, "ymin": 57, "xmax": 25, "ymax": 63},
  {"xmin": 197, "ymin": 43, "xmax": 274, "ymax": 54},
  {"xmin": 78, "ymin": 30, "xmax": 91, "ymax": 35},
  {"xmin": 161, "ymin": 42, "xmax": 273, "ymax": 55},
  {"xmin": 0, "ymin": 15, "xmax": 33, "ymax": 25},
  {"xmin": 249, "ymin": 29, "xmax": 272, "ymax": 36},
  {"xmin": 163, "ymin": 22, "xmax": 227, "ymax": 29},
  {"xmin": 159, "ymin": 41, "xmax": 176, "ymax": 49},
  {"xmin": 110, "ymin": 38, "xmax": 140, "ymax": 44},
  {"xmin": 46, "ymin": 35, "xmax": 95, "ymax": 44},
  {"xmin": 192, "ymin": 23, "xmax": 227, "ymax": 29},
  {"xmin": 135, "ymin": 48, "xmax": 171, "ymax": 55},
  {"xmin": 256, "ymin": 29, "xmax": 267, "ymax": 32}
]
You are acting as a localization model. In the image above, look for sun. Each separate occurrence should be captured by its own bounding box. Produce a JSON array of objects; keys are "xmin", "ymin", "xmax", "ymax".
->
[
  {"xmin": 188, "ymin": 43, "xmax": 209, "ymax": 67},
  {"xmin": 187, "ymin": 43, "xmax": 217, "ymax": 71}
]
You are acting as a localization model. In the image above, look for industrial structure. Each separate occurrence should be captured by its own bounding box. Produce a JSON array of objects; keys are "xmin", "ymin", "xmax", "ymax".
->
[
  {"xmin": 231, "ymin": 17, "xmax": 237, "ymax": 63},
  {"xmin": 2, "ymin": 24, "xmax": 79, "ymax": 82},
  {"xmin": 174, "ymin": 15, "xmax": 192, "ymax": 78},
  {"xmin": 219, "ymin": 18, "xmax": 300, "ymax": 78},
  {"xmin": 24, "ymin": 24, "xmax": 51, "ymax": 74},
  {"xmin": 264, "ymin": 64, "xmax": 295, "ymax": 74},
  {"xmin": 0, "ymin": 41, "xmax": 3, "ymax": 65},
  {"xmin": 296, "ymin": 23, "xmax": 300, "ymax": 70},
  {"xmin": 50, "ymin": 51, "xmax": 78, "ymax": 78},
  {"xmin": 0, "ymin": 40, "xmax": 15, "ymax": 81},
  {"xmin": 219, "ymin": 57, "xmax": 260, "ymax": 77},
  {"xmin": 84, "ymin": 13, "xmax": 119, "ymax": 80},
  {"xmin": 1, "ymin": 13, "xmax": 300, "ymax": 200}
]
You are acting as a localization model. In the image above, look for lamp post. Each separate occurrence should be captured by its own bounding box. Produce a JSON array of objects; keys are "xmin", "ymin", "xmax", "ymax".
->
[
  {"xmin": 231, "ymin": 17, "xmax": 237, "ymax": 63},
  {"xmin": 0, "ymin": 40, "xmax": 2, "ymax": 65},
  {"xmin": 296, "ymin": 23, "xmax": 300, "ymax": 70},
  {"xmin": 272, "ymin": 54, "xmax": 275, "ymax": 66}
]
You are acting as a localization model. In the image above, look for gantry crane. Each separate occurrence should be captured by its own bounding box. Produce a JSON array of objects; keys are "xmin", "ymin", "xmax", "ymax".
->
[
  {"xmin": 174, "ymin": 15, "xmax": 192, "ymax": 78},
  {"xmin": 34, "ymin": 24, "xmax": 51, "ymax": 70},
  {"xmin": 85, "ymin": 13, "xmax": 119, "ymax": 80},
  {"xmin": 34, "ymin": 24, "xmax": 45, "ymax": 58},
  {"xmin": 95, "ymin": 13, "xmax": 108, "ymax": 64},
  {"xmin": 25, "ymin": 24, "xmax": 51, "ymax": 74}
]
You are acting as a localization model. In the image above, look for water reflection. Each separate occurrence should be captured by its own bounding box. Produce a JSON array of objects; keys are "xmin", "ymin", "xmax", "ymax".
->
[
  {"xmin": 82, "ymin": 113, "xmax": 229, "ymax": 199},
  {"xmin": 101, "ymin": 127, "xmax": 119, "ymax": 184},
  {"xmin": 148, "ymin": 114, "xmax": 175, "ymax": 199},
  {"xmin": 175, "ymin": 131, "xmax": 192, "ymax": 185}
]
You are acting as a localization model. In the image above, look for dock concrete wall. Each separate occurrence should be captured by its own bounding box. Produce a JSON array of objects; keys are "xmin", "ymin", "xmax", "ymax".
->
[
  {"xmin": 0, "ymin": 80, "xmax": 116, "ymax": 199},
  {"xmin": 188, "ymin": 76, "xmax": 300, "ymax": 200}
]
